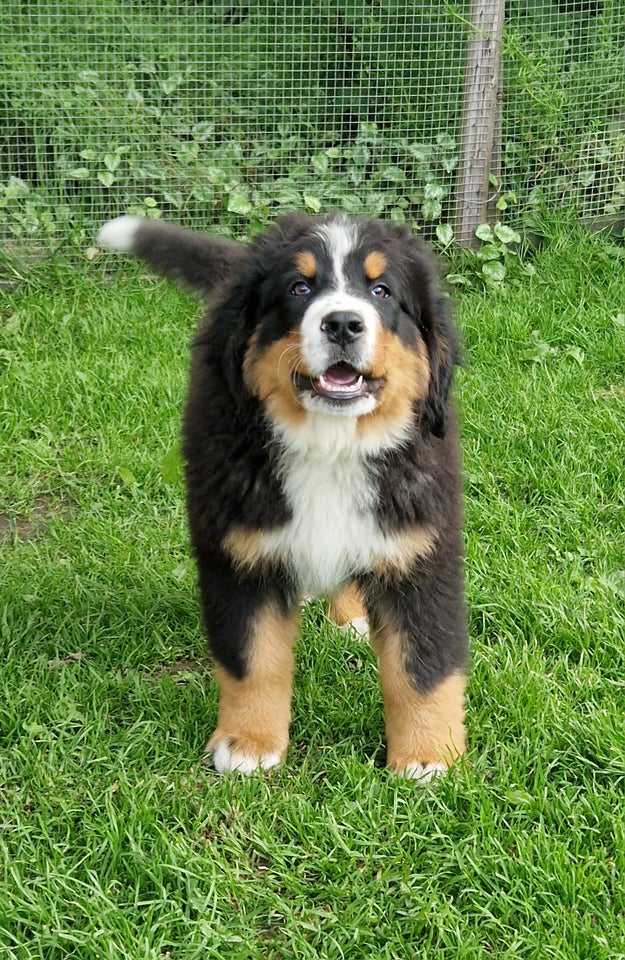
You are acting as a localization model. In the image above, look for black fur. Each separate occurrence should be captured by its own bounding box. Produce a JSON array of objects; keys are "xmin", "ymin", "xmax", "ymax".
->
[{"xmin": 101, "ymin": 212, "xmax": 467, "ymax": 740}]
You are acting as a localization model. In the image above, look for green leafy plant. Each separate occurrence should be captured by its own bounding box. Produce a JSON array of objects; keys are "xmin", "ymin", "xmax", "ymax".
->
[{"xmin": 448, "ymin": 222, "xmax": 536, "ymax": 290}]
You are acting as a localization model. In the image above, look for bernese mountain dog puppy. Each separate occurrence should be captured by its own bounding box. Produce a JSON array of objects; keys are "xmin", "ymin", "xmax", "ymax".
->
[{"xmin": 98, "ymin": 212, "xmax": 467, "ymax": 781}]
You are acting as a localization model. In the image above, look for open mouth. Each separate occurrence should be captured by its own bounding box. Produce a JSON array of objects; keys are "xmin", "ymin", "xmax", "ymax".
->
[{"xmin": 293, "ymin": 362, "xmax": 384, "ymax": 403}]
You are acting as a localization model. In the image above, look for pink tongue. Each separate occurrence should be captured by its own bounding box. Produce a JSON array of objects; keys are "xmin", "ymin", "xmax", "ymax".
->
[{"xmin": 323, "ymin": 363, "xmax": 360, "ymax": 386}]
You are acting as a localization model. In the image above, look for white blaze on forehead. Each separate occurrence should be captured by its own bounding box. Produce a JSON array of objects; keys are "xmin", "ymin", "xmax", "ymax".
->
[{"xmin": 314, "ymin": 216, "xmax": 360, "ymax": 290}]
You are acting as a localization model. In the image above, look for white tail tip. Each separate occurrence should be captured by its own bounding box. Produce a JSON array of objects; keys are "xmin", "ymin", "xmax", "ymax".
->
[{"xmin": 97, "ymin": 215, "xmax": 143, "ymax": 253}]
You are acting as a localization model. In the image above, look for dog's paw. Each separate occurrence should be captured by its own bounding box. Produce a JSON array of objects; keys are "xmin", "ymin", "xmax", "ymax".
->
[
  {"xmin": 396, "ymin": 761, "xmax": 448, "ymax": 783},
  {"xmin": 207, "ymin": 732, "xmax": 285, "ymax": 775},
  {"xmin": 338, "ymin": 616, "xmax": 370, "ymax": 638}
]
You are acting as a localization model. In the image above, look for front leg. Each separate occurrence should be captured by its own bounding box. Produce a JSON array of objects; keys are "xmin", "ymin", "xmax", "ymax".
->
[
  {"xmin": 196, "ymin": 551, "xmax": 300, "ymax": 774},
  {"xmin": 363, "ymin": 560, "xmax": 468, "ymax": 780}
]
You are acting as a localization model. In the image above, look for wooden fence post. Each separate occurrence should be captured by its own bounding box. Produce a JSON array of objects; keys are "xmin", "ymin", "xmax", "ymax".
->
[{"xmin": 454, "ymin": 0, "xmax": 505, "ymax": 248}]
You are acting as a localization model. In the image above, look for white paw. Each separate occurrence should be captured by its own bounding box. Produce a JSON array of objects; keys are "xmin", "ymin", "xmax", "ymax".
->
[
  {"xmin": 210, "ymin": 740, "xmax": 282, "ymax": 775},
  {"xmin": 400, "ymin": 761, "xmax": 447, "ymax": 783},
  {"xmin": 339, "ymin": 616, "xmax": 370, "ymax": 638},
  {"xmin": 98, "ymin": 215, "xmax": 143, "ymax": 253}
]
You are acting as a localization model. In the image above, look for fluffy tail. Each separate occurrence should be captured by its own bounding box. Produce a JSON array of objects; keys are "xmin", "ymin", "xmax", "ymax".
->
[{"xmin": 97, "ymin": 216, "xmax": 245, "ymax": 297}]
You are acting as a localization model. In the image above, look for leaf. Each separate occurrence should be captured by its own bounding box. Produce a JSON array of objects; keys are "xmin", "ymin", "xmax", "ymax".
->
[
  {"xmin": 171, "ymin": 560, "xmax": 192, "ymax": 582},
  {"xmin": 436, "ymin": 133, "xmax": 457, "ymax": 152},
  {"xmin": 405, "ymin": 143, "xmax": 431, "ymax": 162},
  {"xmin": 97, "ymin": 171, "xmax": 115, "ymax": 188},
  {"xmin": 477, "ymin": 244, "xmax": 503, "ymax": 262},
  {"xmin": 117, "ymin": 467, "xmax": 137, "ymax": 487},
  {"xmin": 481, "ymin": 260, "xmax": 506, "ymax": 283},
  {"xmin": 613, "ymin": 313, "xmax": 625, "ymax": 327},
  {"xmin": 350, "ymin": 144, "xmax": 370, "ymax": 168},
  {"xmin": 603, "ymin": 570, "xmax": 625, "ymax": 599},
  {"xmin": 475, "ymin": 223, "xmax": 494, "ymax": 242},
  {"xmin": 421, "ymin": 198, "xmax": 442, "ymax": 221},
  {"xmin": 505, "ymin": 788, "xmax": 534, "ymax": 805},
  {"xmin": 66, "ymin": 167, "xmax": 91, "ymax": 180},
  {"xmin": 311, "ymin": 154, "xmax": 329, "ymax": 176},
  {"xmin": 161, "ymin": 444, "xmax": 183, "ymax": 485},
  {"xmin": 376, "ymin": 165, "xmax": 406, "ymax": 184},
  {"xmin": 304, "ymin": 195, "xmax": 322, "ymax": 213},
  {"xmin": 436, "ymin": 223, "xmax": 454, "ymax": 247},
  {"xmin": 23, "ymin": 721, "xmax": 49, "ymax": 738},
  {"xmin": 565, "ymin": 346, "xmax": 585, "ymax": 366},
  {"xmin": 424, "ymin": 182, "xmax": 446, "ymax": 200},
  {"xmin": 162, "ymin": 190, "xmax": 184, "ymax": 209},
  {"xmin": 526, "ymin": 335, "xmax": 556, "ymax": 362},
  {"xmin": 494, "ymin": 223, "xmax": 521, "ymax": 245},
  {"xmin": 104, "ymin": 153, "xmax": 121, "ymax": 172},
  {"xmin": 192, "ymin": 121, "xmax": 215, "ymax": 142},
  {"xmin": 227, "ymin": 191, "xmax": 252, "ymax": 216},
  {"xmin": 159, "ymin": 71, "xmax": 186, "ymax": 95}
]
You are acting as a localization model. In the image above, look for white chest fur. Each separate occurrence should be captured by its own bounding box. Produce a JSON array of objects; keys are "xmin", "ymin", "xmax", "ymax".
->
[
  {"xmin": 258, "ymin": 416, "xmax": 407, "ymax": 596},
  {"xmin": 269, "ymin": 450, "xmax": 379, "ymax": 595}
]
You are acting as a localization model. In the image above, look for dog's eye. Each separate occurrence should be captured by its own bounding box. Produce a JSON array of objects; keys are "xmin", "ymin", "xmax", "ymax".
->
[
  {"xmin": 370, "ymin": 283, "xmax": 391, "ymax": 299},
  {"xmin": 291, "ymin": 280, "xmax": 312, "ymax": 296}
]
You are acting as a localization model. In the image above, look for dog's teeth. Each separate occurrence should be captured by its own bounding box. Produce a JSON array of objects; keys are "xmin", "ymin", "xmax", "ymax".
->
[{"xmin": 319, "ymin": 374, "xmax": 363, "ymax": 393}]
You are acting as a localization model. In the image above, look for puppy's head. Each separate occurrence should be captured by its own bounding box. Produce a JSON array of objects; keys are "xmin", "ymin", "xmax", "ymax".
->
[
  {"xmin": 229, "ymin": 214, "xmax": 457, "ymax": 440},
  {"xmin": 99, "ymin": 212, "xmax": 457, "ymax": 442}
]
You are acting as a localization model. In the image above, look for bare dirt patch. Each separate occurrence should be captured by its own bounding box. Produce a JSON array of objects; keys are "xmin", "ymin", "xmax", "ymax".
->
[{"xmin": 0, "ymin": 495, "xmax": 73, "ymax": 542}]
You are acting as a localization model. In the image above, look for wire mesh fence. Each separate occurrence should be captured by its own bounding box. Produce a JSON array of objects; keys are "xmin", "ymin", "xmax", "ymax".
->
[{"xmin": 1, "ymin": 0, "xmax": 623, "ymax": 254}]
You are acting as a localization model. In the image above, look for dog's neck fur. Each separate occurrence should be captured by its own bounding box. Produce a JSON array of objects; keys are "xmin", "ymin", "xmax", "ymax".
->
[{"xmin": 271, "ymin": 409, "xmax": 410, "ymax": 462}]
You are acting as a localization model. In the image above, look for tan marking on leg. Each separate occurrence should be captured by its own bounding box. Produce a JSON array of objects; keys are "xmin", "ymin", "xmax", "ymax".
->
[
  {"xmin": 294, "ymin": 250, "xmax": 317, "ymax": 279},
  {"xmin": 371, "ymin": 628, "xmax": 466, "ymax": 773},
  {"xmin": 329, "ymin": 582, "xmax": 367, "ymax": 626},
  {"xmin": 358, "ymin": 331, "xmax": 430, "ymax": 442},
  {"xmin": 207, "ymin": 603, "xmax": 300, "ymax": 773},
  {"xmin": 363, "ymin": 250, "xmax": 388, "ymax": 280},
  {"xmin": 244, "ymin": 331, "xmax": 307, "ymax": 428},
  {"xmin": 221, "ymin": 526, "xmax": 288, "ymax": 576},
  {"xmin": 370, "ymin": 525, "xmax": 438, "ymax": 580}
]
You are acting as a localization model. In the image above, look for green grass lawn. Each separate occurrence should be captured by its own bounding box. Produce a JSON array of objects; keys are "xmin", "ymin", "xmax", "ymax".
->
[{"xmin": 1, "ymin": 227, "xmax": 624, "ymax": 958}]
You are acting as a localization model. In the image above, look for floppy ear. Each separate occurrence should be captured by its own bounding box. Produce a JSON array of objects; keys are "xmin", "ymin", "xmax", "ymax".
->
[
  {"xmin": 421, "ymin": 292, "xmax": 458, "ymax": 438},
  {"xmin": 209, "ymin": 263, "xmax": 267, "ymax": 401},
  {"xmin": 403, "ymin": 237, "xmax": 459, "ymax": 438},
  {"xmin": 221, "ymin": 288, "xmax": 255, "ymax": 399}
]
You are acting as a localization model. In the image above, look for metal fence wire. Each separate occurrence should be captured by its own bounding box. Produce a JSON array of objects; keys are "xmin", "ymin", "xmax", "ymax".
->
[{"xmin": 1, "ymin": 0, "xmax": 623, "ymax": 252}]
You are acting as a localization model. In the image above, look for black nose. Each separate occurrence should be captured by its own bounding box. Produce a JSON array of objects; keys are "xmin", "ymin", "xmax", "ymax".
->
[{"xmin": 320, "ymin": 311, "xmax": 365, "ymax": 346}]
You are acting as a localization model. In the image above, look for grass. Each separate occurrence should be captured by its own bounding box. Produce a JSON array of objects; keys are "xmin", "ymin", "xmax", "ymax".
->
[{"xmin": 1, "ymin": 225, "xmax": 625, "ymax": 958}]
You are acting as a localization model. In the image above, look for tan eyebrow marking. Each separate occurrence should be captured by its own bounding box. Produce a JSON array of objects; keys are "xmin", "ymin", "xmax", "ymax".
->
[
  {"xmin": 294, "ymin": 250, "xmax": 317, "ymax": 278},
  {"xmin": 364, "ymin": 251, "xmax": 388, "ymax": 280}
]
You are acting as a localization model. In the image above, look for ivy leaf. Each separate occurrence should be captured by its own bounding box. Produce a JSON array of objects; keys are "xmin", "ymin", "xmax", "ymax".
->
[
  {"xmin": 421, "ymin": 198, "xmax": 442, "ymax": 221},
  {"xmin": 104, "ymin": 152, "xmax": 122, "ymax": 173},
  {"xmin": 304, "ymin": 195, "xmax": 322, "ymax": 213},
  {"xmin": 475, "ymin": 223, "xmax": 494, "ymax": 242},
  {"xmin": 227, "ymin": 191, "xmax": 252, "ymax": 215},
  {"xmin": 97, "ymin": 171, "xmax": 115, "ymax": 188},
  {"xmin": 481, "ymin": 261, "xmax": 506, "ymax": 283},
  {"xmin": 436, "ymin": 223, "xmax": 454, "ymax": 247},
  {"xmin": 494, "ymin": 223, "xmax": 521, "ymax": 245}
]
